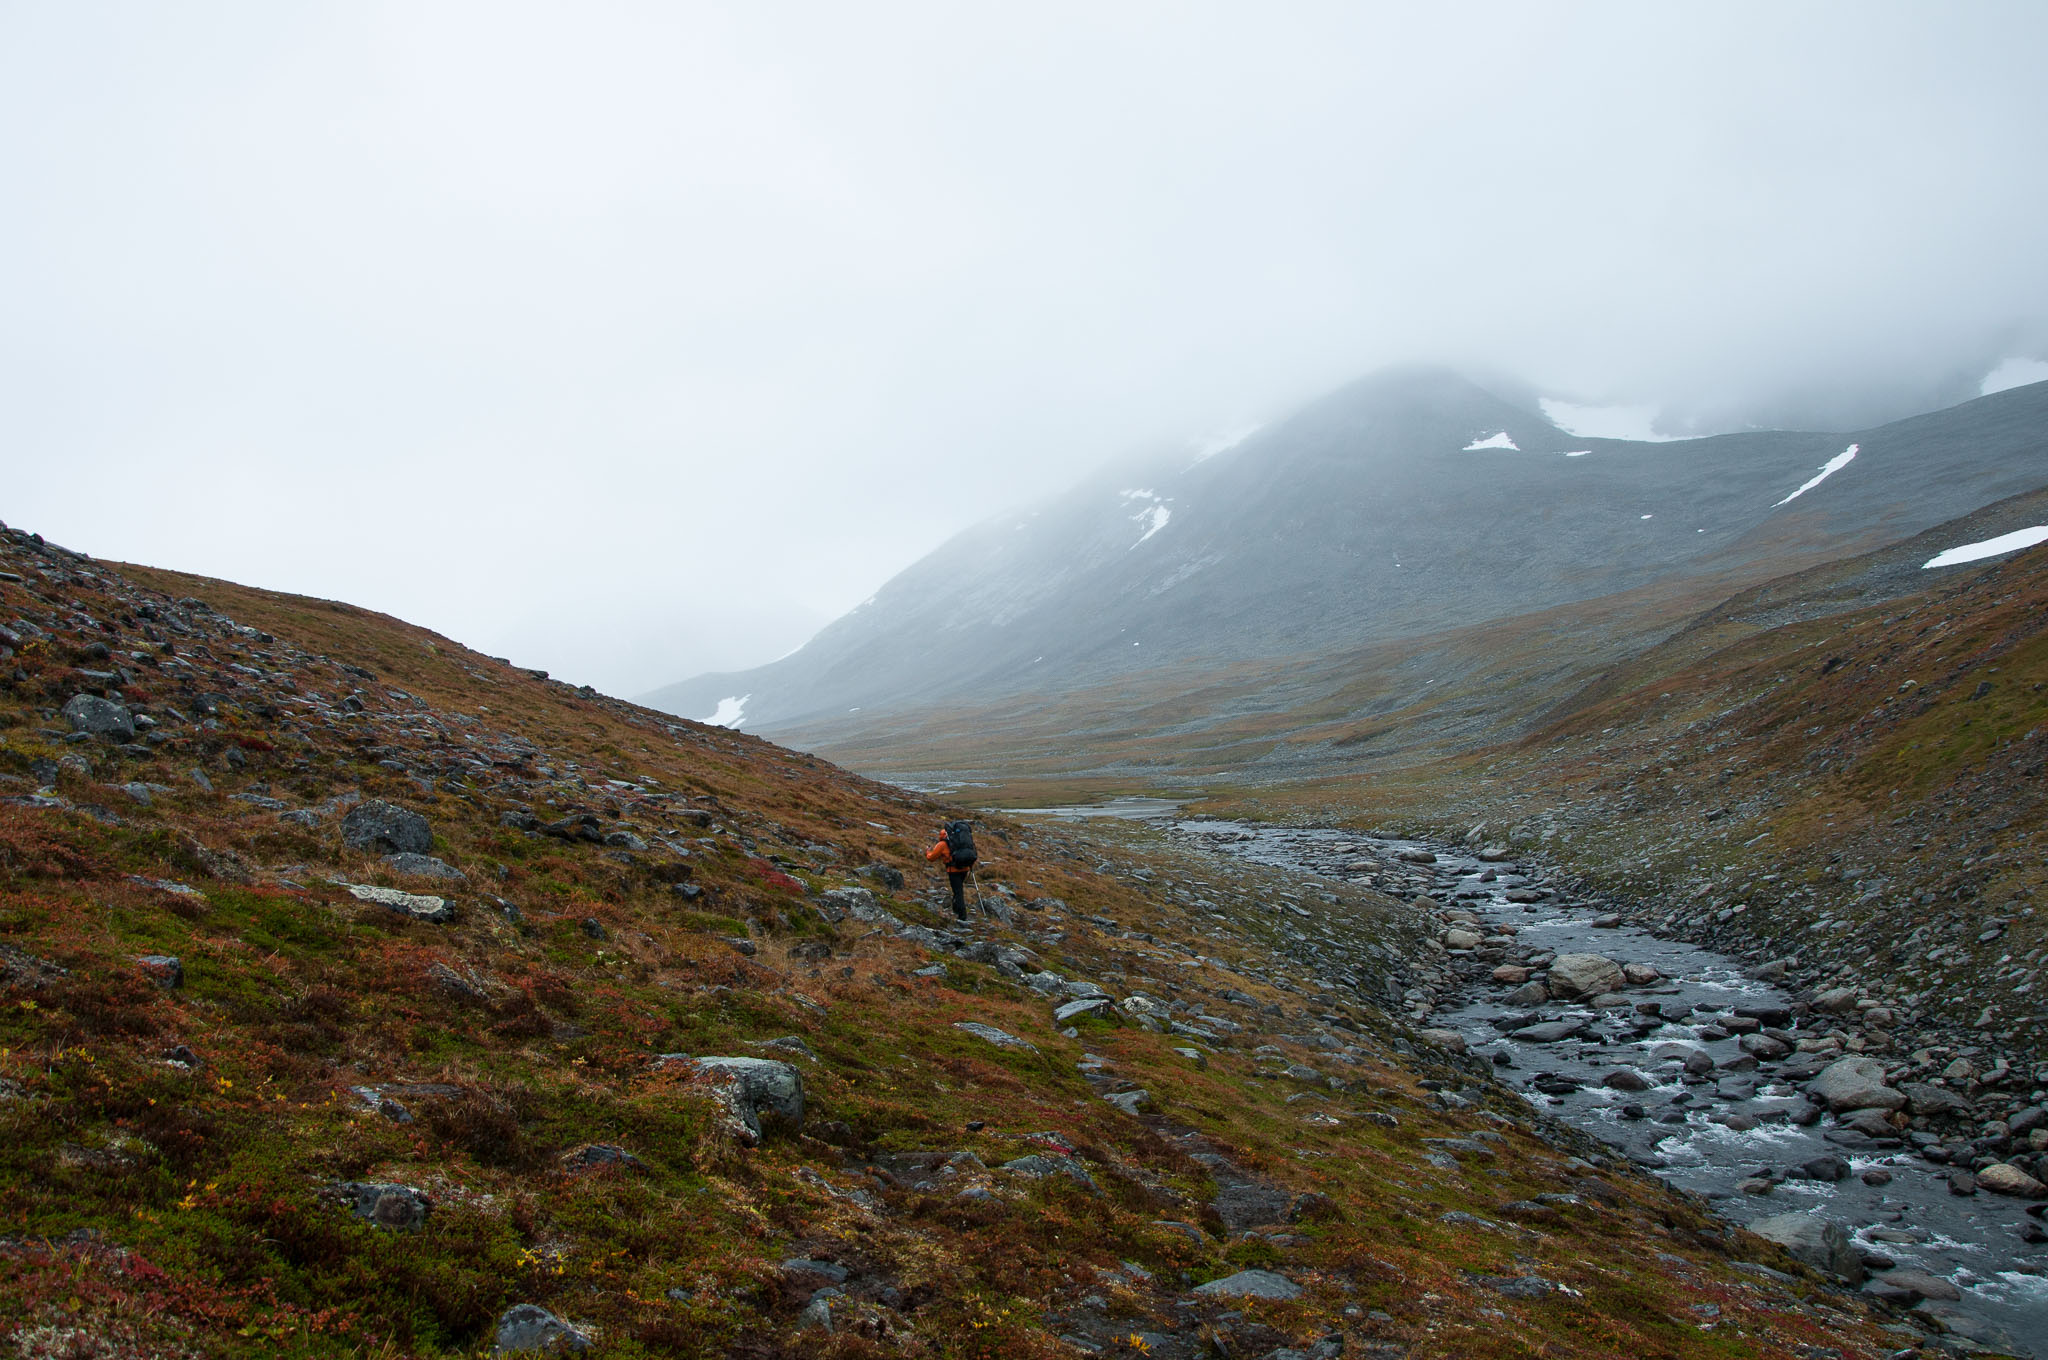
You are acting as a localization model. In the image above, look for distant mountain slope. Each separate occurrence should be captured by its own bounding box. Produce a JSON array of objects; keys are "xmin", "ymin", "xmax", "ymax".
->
[{"xmin": 645, "ymin": 368, "xmax": 2048, "ymax": 737}]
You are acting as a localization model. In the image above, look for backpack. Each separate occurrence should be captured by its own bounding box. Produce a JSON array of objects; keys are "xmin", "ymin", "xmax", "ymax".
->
[{"xmin": 944, "ymin": 819, "xmax": 978, "ymax": 869}]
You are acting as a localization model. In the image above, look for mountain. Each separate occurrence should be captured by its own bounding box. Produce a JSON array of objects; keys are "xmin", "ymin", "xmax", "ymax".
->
[{"xmin": 644, "ymin": 368, "xmax": 2048, "ymax": 752}]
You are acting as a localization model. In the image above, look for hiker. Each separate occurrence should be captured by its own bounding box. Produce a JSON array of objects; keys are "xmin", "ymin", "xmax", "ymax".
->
[{"xmin": 925, "ymin": 819, "xmax": 978, "ymax": 921}]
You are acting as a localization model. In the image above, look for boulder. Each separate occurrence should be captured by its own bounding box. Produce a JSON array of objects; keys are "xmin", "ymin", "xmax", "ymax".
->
[
  {"xmin": 1745, "ymin": 1211, "xmax": 1863, "ymax": 1282},
  {"xmin": 1418, "ymin": 1028, "xmax": 1467, "ymax": 1055},
  {"xmin": 1491, "ymin": 965, "xmax": 1530, "ymax": 984},
  {"xmin": 341, "ymin": 800, "xmax": 432, "ymax": 855},
  {"xmin": 1976, "ymin": 1162, "xmax": 2048, "ymax": 1198},
  {"xmin": 1054, "ymin": 997, "xmax": 1115, "ymax": 1025},
  {"xmin": 1503, "ymin": 981, "xmax": 1549, "ymax": 1006},
  {"xmin": 657, "ymin": 1055, "xmax": 804, "ymax": 1146},
  {"xmin": 1442, "ymin": 928, "xmax": 1484, "ymax": 950},
  {"xmin": 1807, "ymin": 1056, "xmax": 1904, "ymax": 1113},
  {"xmin": 1191, "ymin": 1269, "xmax": 1301, "ymax": 1300},
  {"xmin": 1546, "ymin": 953, "xmax": 1625, "ymax": 999},
  {"xmin": 1873, "ymin": 1268, "xmax": 1962, "ymax": 1302},
  {"xmin": 1900, "ymin": 1082, "xmax": 1972, "ymax": 1118},
  {"xmin": 1622, "ymin": 963, "xmax": 1662, "ymax": 986},
  {"xmin": 818, "ymin": 886, "xmax": 899, "ymax": 926},
  {"xmin": 62, "ymin": 694, "xmax": 134, "ymax": 741},
  {"xmin": 493, "ymin": 1304, "xmax": 591, "ymax": 1354},
  {"xmin": 1517, "ymin": 1020, "xmax": 1587, "ymax": 1044},
  {"xmin": 1812, "ymin": 987, "xmax": 1859, "ymax": 1013}
]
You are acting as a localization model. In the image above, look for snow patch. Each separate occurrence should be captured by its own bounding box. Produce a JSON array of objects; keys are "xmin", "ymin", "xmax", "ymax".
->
[
  {"xmin": 1462, "ymin": 431, "xmax": 1518, "ymax": 451},
  {"xmin": 1773, "ymin": 444, "xmax": 1857, "ymax": 507},
  {"xmin": 704, "ymin": 694, "xmax": 750, "ymax": 728},
  {"xmin": 1980, "ymin": 356, "xmax": 2048, "ymax": 396},
  {"xmin": 1540, "ymin": 398, "xmax": 1683, "ymax": 442},
  {"xmin": 1922, "ymin": 525, "xmax": 2048, "ymax": 570},
  {"xmin": 1640, "ymin": 514, "xmax": 1653, "ymax": 520},
  {"xmin": 1130, "ymin": 504, "xmax": 1171, "ymax": 547},
  {"xmin": 1563, "ymin": 450, "xmax": 1590, "ymax": 457}
]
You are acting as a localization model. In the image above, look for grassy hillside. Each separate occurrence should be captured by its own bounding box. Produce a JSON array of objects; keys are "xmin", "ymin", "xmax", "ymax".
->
[{"xmin": 0, "ymin": 524, "xmax": 1915, "ymax": 1357}]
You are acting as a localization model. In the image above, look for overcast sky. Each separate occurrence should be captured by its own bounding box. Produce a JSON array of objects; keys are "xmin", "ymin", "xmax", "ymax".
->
[{"xmin": 5, "ymin": 3, "xmax": 2045, "ymax": 697}]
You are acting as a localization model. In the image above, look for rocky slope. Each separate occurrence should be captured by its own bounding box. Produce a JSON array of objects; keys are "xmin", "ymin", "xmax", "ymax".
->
[
  {"xmin": 0, "ymin": 520, "xmax": 1930, "ymax": 1358},
  {"xmin": 1237, "ymin": 522, "xmax": 2048, "ymax": 1103},
  {"xmin": 648, "ymin": 370, "xmax": 2048, "ymax": 747}
]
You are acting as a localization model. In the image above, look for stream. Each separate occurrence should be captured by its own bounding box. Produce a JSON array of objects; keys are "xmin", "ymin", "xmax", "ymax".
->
[{"xmin": 1169, "ymin": 818, "xmax": 2048, "ymax": 1358}]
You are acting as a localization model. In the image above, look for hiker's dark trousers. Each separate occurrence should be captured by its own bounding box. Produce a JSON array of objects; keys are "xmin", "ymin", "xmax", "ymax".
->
[{"xmin": 948, "ymin": 871, "xmax": 967, "ymax": 916}]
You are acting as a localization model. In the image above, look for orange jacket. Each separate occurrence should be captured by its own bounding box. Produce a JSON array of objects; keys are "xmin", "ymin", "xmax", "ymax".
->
[{"xmin": 926, "ymin": 837, "xmax": 961, "ymax": 869}]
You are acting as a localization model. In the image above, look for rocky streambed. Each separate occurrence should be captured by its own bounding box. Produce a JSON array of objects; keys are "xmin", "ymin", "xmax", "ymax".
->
[{"xmin": 1176, "ymin": 819, "xmax": 2048, "ymax": 1358}]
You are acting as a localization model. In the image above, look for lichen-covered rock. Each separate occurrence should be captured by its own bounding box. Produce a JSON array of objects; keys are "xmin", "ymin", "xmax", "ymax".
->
[
  {"xmin": 656, "ymin": 1055, "xmax": 804, "ymax": 1145},
  {"xmin": 493, "ymin": 1304, "xmax": 591, "ymax": 1354},
  {"xmin": 1191, "ymin": 1269, "xmax": 1301, "ymax": 1300},
  {"xmin": 339, "ymin": 881, "xmax": 454, "ymax": 924}
]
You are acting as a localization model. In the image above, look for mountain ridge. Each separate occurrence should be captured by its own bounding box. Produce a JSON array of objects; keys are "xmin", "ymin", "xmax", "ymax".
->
[{"xmin": 645, "ymin": 369, "xmax": 2048, "ymax": 742}]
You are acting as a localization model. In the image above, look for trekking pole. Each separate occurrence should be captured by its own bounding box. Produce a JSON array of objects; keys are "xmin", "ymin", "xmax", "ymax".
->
[{"xmin": 972, "ymin": 869, "xmax": 987, "ymax": 916}]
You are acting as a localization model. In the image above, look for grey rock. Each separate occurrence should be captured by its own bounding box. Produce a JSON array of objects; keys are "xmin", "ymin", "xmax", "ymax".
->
[
  {"xmin": 136, "ymin": 954, "xmax": 182, "ymax": 989},
  {"xmin": 795, "ymin": 1287, "xmax": 840, "ymax": 1332},
  {"xmin": 1745, "ymin": 1211, "xmax": 1863, "ymax": 1282},
  {"xmin": 782, "ymin": 1258, "xmax": 849, "ymax": 1284},
  {"xmin": 1470, "ymin": 1274, "xmax": 1557, "ymax": 1300},
  {"xmin": 819, "ymin": 886, "xmax": 899, "ymax": 926},
  {"xmin": 1104, "ymin": 1090, "xmax": 1149, "ymax": 1115},
  {"xmin": 1002, "ymin": 1154, "xmax": 1098, "ymax": 1192},
  {"xmin": 1502, "ymin": 981, "xmax": 1549, "ymax": 1006},
  {"xmin": 493, "ymin": 1304, "xmax": 591, "ymax": 1354},
  {"xmin": 1054, "ymin": 997, "xmax": 1114, "ymax": 1025},
  {"xmin": 1807, "ymin": 1056, "xmax": 1904, "ymax": 1113},
  {"xmin": 62, "ymin": 694, "xmax": 134, "ymax": 741},
  {"xmin": 1517, "ymin": 1020, "xmax": 1586, "ymax": 1044},
  {"xmin": 1976, "ymin": 1162, "xmax": 2048, "ymax": 1198},
  {"xmin": 1873, "ymin": 1268, "xmax": 1961, "ymax": 1302},
  {"xmin": 1739, "ymin": 1032, "xmax": 1791, "ymax": 1060},
  {"xmin": 382, "ymin": 852, "xmax": 465, "ymax": 881},
  {"xmin": 1545, "ymin": 953, "xmax": 1625, "ymax": 999},
  {"xmin": 333, "ymin": 1181, "xmax": 429, "ymax": 1232},
  {"xmin": 954, "ymin": 1021, "xmax": 1037, "ymax": 1052},
  {"xmin": 341, "ymin": 799, "xmax": 432, "ymax": 855},
  {"xmin": 1418, "ymin": 1028, "xmax": 1467, "ymax": 1054},
  {"xmin": 1191, "ymin": 1269, "xmax": 1301, "ymax": 1300},
  {"xmin": 1901, "ymin": 1081, "xmax": 1973, "ymax": 1118},
  {"xmin": 656, "ymin": 1055, "xmax": 803, "ymax": 1145}
]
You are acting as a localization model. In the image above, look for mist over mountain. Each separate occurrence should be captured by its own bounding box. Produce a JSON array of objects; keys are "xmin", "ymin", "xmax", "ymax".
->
[{"xmin": 643, "ymin": 367, "xmax": 2048, "ymax": 736}]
